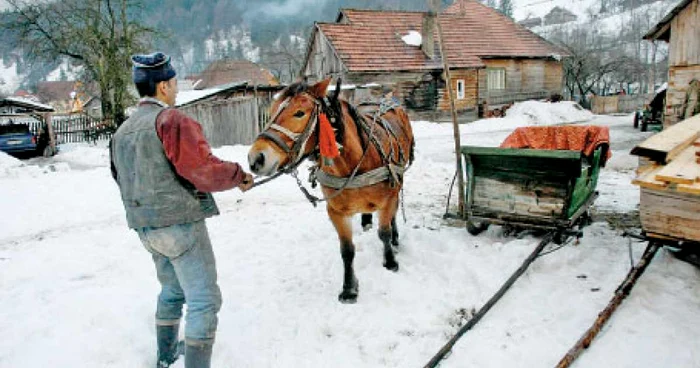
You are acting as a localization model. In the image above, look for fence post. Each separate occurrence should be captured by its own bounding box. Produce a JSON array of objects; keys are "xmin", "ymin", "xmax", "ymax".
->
[{"xmin": 43, "ymin": 113, "xmax": 57, "ymax": 154}]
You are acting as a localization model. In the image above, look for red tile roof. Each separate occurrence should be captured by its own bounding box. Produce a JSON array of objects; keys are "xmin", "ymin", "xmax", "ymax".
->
[
  {"xmin": 194, "ymin": 59, "xmax": 279, "ymax": 89},
  {"xmin": 316, "ymin": 0, "xmax": 567, "ymax": 72}
]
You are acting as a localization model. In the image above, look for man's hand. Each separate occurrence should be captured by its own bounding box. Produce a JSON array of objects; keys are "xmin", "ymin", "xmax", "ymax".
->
[{"xmin": 238, "ymin": 173, "xmax": 254, "ymax": 192}]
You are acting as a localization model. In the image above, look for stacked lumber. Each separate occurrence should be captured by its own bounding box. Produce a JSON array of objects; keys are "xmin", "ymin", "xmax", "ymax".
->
[{"xmin": 631, "ymin": 114, "xmax": 700, "ymax": 242}]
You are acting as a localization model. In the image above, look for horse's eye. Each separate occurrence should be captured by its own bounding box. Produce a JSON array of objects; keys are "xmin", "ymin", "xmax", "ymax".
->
[{"xmin": 293, "ymin": 110, "xmax": 305, "ymax": 118}]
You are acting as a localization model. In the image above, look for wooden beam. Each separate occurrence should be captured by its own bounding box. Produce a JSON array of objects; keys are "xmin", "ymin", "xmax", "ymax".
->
[
  {"xmin": 432, "ymin": 0, "xmax": 465, "ymax": 217},
  {"xmin": 630, "ymin": 114, "xmax": 700, "ymax": 163},
  {"xmin": 632, "ymin": 164, "xmax": 669, "ymax": 190},
  {"xmin": 654, "ymin": 146, "xmax": 700, "ymax": 184}
]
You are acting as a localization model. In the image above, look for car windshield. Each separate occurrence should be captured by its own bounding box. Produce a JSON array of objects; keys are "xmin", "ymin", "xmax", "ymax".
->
[{"xmin": 0, "ymin": 124, "xmax": 31, "ymax": 135}]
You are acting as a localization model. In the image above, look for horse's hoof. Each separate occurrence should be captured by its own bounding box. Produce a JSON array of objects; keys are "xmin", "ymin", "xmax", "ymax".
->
[
  {"xmin": 338, "ymin": 291, "xmax": 358, "ymax": 304},
  {"xmin": 384, "ymin": 261, "xmax": 399, "ymax": 272}
]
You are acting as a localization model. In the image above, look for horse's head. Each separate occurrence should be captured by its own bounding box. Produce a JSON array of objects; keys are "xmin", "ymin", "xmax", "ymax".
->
[{"xmin": 248, "ymin": 78, "xmax": 332, "ymax": 176}]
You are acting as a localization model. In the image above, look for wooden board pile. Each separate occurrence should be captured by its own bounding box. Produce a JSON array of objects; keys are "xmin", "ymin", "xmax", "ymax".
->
[{"xmin": 631, "ymin": 114, "xmax": 700, "ymax": 242}]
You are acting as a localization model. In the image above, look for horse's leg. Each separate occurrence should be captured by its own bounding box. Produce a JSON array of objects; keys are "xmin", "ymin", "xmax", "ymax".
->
[
  {"xmin": 328, "ymin": 207, "xmax": 359, "ymax": 303},
  {"xmin": 378, "ymin": 199, "xmax": 399, "ymax": 272},
  {"xmin": 361, "ymin": 213, "xmax": 373, "ymax": 231},
  {"xmin": 391, "ymin": 216, "xmax": 399, "ymax": 247}
]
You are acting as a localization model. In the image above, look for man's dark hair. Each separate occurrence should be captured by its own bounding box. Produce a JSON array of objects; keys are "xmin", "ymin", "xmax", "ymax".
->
[{"xmin": 135, "ymin": 81, "xmax": 157, "ymax": 97}]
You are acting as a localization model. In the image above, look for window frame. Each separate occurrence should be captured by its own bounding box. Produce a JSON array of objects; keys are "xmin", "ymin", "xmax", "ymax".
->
[
  {"xmin": 487, "ymin": 68, "xmax": 507, "ymax": 91},
  {"xmin": 456, "ymin": 79, "xmax": 466, "ymax": 100}
]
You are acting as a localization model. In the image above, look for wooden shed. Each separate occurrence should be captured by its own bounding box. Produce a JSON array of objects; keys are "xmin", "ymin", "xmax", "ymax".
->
[
  {"xmin": 644, "ymin": 0, "xmax": 700, "ymax": 125},
  {"xmin": 176, "ymin": 82, "xmax": 285, "ymax": 147},
  {"xmin": 301, "ymin": 0, "xmax": 568, "ymax": 122}
]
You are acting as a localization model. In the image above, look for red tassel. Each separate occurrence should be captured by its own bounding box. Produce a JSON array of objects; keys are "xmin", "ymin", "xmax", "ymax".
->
[{"xmin": 318, "ymin": 113, "xmax": 339, "ymax": 162}]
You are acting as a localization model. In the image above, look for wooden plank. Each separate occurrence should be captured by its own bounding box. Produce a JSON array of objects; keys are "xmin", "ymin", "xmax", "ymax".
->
[
  {"xmin": 677, "ymin": 182, "xmax": 700, "ymax": 195},
  {"xmin": 640, "ymin": 188, "xmax": 700, "ymax": 242},
  {"xmin": 462, "ymin": 146, "xmax": 582, "ymax": 160},
  {"xmin": 654, "ymin": 146, "xmax": 700, "ymax": 184},
  {"xmin": 632, "ymin": 164, "xmax": 669, "ymax": 190},
  {"xmin": 630, "ymin": 113, "xmax": 700, "ymax": 163}
]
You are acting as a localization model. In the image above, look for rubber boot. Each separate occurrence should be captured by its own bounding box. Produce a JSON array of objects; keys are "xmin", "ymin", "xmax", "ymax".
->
[
  {"xmin": 156, "ymin": 324, "xmax": 184, "ymax": 368},
  {"xmin": 185, "ymin": 341, "xmax": 213, "ymax": 368}
]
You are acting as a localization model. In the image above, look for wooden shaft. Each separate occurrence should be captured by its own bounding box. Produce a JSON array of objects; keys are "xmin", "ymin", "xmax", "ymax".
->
[
  {"xmin": 424, "ymin": 233, "xmax": 553, "ymax": 368},
  {"xmin": 433, "ymin": 2, "xmax": 466, "ymax": 217},
  {"xmin": 555, "ymin": 242, "xmax": 660, "ymax": 368}
]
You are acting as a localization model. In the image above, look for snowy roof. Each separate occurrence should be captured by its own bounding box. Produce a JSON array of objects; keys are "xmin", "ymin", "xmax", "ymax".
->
[{"xmin": 0, "ymin": 96, "xmax": 55, "ymax": 112}]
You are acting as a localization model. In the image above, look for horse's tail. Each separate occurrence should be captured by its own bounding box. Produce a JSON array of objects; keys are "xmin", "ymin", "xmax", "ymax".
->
[{"xmin": 395, "ymin": 106, "xmax": 415, "ymax": 166}]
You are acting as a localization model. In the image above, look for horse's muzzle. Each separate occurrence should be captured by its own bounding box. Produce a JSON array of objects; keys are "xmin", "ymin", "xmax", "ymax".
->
[{"xmin": 248, "ymin": 149, "xmax": 279, "ymax": 176}]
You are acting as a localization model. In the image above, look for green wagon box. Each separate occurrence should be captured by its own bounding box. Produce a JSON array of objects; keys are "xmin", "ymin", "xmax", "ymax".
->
[{"xmin": 460, "ymin": 144, "xmax": 606, "ymax": 239}]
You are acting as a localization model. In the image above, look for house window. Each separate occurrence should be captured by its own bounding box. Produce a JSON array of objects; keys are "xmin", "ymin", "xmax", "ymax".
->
[
  {"xmin": 487, "ymin": 68, "xmax": 506, "ymax": 90},
  {"xmin": 456, "ymin": 79, "xmax": 465, "ymax": 100}
]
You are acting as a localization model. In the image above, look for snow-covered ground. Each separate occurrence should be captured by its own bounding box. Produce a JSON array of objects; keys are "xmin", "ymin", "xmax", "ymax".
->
[{"xmin": 1, "ymin": 103, "xmax": 699, "ymax": 368}]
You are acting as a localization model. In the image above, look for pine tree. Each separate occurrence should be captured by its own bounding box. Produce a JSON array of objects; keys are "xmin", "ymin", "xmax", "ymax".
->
[{"xmin": 498, "ymin": 0, "xmax": 514, "ymax": 18}]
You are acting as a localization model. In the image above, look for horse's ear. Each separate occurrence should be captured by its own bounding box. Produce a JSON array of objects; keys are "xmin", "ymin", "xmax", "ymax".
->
[
  {"xmin": 331, "ymin": 78, "xmax": 342, "ymax": 101},
  {"xmin": 309, "ymin": 78, "xmax": 332, "ymax": 98}
]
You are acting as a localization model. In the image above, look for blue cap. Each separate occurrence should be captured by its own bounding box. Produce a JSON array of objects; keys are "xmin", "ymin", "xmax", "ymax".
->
[{"xmin": 131, "ymin": 52, "xmax": 177, "ymax": 84}]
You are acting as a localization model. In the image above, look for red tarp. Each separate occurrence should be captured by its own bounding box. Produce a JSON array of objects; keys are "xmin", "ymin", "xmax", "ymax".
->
[{"xmin": 500, "ymin": 126, "xmax": 612, "ymax": 165}]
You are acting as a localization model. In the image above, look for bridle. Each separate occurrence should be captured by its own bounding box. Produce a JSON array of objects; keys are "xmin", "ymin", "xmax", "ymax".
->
[{"xmin": 258, "ymin": 92, "xmax": 323, "ymax": 174}]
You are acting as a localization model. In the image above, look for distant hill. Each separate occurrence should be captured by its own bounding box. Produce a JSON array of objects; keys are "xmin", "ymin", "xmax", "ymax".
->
[{"xmin": 0, "ymin": 0, "xmax": 678, "ymax": 95}]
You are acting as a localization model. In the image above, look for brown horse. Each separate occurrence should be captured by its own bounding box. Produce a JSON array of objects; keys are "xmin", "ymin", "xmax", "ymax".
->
[{"xmin": 248, "ymin": 78, "xmax": 414, "ymax": 303}]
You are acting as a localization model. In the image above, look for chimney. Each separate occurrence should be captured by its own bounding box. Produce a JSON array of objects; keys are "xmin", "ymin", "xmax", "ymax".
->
[{"xmin": 422, "ymin": 0, "xmax": 440, "ymax": 59}]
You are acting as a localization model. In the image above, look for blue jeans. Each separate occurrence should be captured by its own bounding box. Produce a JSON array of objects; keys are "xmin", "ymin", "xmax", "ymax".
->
[{"xmin": 137, "ymin": 220, "xmax": 222, "ymax": 345}]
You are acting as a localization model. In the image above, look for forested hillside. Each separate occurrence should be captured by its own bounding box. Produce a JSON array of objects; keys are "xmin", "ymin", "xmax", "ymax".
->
[{"xmin": 0, "ymin": 0, "xmax": 677, "ymax": 95}]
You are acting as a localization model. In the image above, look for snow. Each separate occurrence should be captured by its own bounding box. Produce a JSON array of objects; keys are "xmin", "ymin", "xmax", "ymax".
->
[
  {"xmin": 176, "ymin": 87, "xmax": 223, "ymax": 107},
  {"xmin": 1, "ymin": 102, "xmax": 699, "ymax": 367},
  {"xmin": 2, "ymin": 96, "xmax": 55, "ymax": 111},
  {"xmin": 401, "ymin": 30, "xmax": 423, "ymax": 47},
  {"xmin": 656, "ymin": 82, "xmax": 668, "ymax": 94}
]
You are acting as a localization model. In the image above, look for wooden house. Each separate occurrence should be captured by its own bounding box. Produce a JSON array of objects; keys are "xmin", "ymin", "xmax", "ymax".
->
[
  {"xmin": 631, "ymin": 114, "xmax": 700, "ymax": 242},
  {"xmin": 192, "ymin": 59, "xmax": 280, "ymax": 90},
  {"xmin": 644, "ymin": 0, "xmax": 700, "ymax": 125},
  {"xmin": 300, "ymin": 0, "xmax": 568, "ymax": 122}
]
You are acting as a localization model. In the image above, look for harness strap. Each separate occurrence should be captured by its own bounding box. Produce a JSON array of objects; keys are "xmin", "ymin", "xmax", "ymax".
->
[
  {"xmin": 260, "ymin": 131, "xmax": 291, "ymax": 153},
  {"xmin": 269, "ymin": 123, "xmax": 301, "ymax": 141},
  {"xmin": 315, "ymin": 165, "xmax": 406, "ymax": 189}
]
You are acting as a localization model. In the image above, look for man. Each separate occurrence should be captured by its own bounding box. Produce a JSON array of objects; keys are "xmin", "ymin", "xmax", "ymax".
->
[{"xmin": 110, "ymin": 52, "xmax": 254, "ymax": 368}]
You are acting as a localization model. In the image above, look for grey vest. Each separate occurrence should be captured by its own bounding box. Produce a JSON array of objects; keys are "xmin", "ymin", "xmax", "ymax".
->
[{"xmin": 111, "ymin": 103, "xmax": 219, "ymax": 229}]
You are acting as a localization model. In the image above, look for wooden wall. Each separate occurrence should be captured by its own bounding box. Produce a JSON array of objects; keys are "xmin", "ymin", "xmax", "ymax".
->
[
  {"xmin": 438, "ymin": 69, "xmax": 479, "ymax": 112},
  {"xmin": 663, "ymin": 0, "xmax": 700, "ymax": 125},
  {"xmin": 479, "ymin": 58, "xmax": 563, "ymax": 106},
  {"xmin": 669, "ymin": 0, "xmax": 700, "ymax": 67},
  {"xmin": 666, "ymin": 65, "xmax": 700, "ymax": 124},
  {"xmin": 304, "ymin": 30, "xmax": 346, "ymax": 82},
  {"xmin": 180, "ymin": 96, "xmax": 263, "ymax": 147}
]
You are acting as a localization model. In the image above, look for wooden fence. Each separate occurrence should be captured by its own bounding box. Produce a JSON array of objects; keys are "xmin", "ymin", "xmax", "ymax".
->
[
  {"xmin": 180, "ymin": 96, "xmax": 273, "ymax": 148},
  {"xmin": 50, "ymin": 114, "xmax": 116, "ymax": 144},
  {"xmin": 591, "ymin": 94, "xmax": 651, "ymax": 114},
  {"xmin": 2, "ymin": 113, "xmax": 115, "ymax": 145}
]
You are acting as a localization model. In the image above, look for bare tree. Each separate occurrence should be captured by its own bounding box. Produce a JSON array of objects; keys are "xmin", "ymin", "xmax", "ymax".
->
[
  {"xmin": 555, "ymin": 27, "xmax": 626, "ymax": 107},
  {"xmin": 260, "ymin": 30, "xmax": 307, "ymax": 84},
  {"xmin": 4, "ymin": 0, "xmax": 154, "ymax": 125}
]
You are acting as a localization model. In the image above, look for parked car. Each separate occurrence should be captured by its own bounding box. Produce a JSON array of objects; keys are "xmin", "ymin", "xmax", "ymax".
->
[
  {"xmin": 634, "ymin": 87, "xmax": 666, "ymax": 132},
  {"xmin": 0, "ymin": 122, "xmax": 52, "ymax": 157}
]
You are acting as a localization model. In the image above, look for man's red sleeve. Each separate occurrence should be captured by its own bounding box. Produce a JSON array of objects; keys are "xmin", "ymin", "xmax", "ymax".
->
[{"xmin": 156, "ymin": 108, "xmax": 246, "ymax": 192}]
